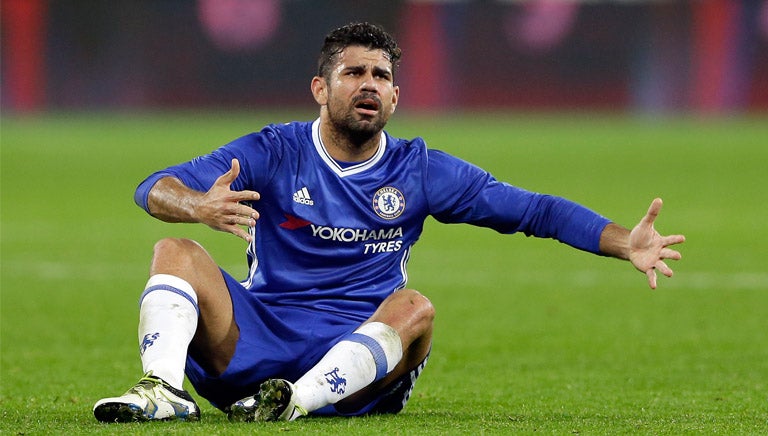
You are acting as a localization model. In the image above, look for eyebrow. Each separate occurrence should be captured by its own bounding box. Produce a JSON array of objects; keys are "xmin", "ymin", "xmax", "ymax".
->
[
  {"xmin": 343, "ymin": 64, "xmax": 392, "ymax": 79},
  {"xmin": 373, "ymin": 65, "xmax": 393, "ymax": 79}
]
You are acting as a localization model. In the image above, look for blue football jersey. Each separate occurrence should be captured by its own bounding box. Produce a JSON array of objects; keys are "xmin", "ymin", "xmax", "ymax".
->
[{"xmin": 135, "ymin": 119, "xmax": 610, "ymax": 322}]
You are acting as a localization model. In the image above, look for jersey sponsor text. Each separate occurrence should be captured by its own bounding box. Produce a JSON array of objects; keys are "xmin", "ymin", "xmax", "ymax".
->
[{"xmin": 309, "ymin": 224, "xmax": 403, "ymax": 242}]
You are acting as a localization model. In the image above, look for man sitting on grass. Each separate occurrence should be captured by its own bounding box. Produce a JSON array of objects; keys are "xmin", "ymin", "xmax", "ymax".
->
[{"xmin": 93, "ymin": 22, "xmax": 684, "ymax": 423}]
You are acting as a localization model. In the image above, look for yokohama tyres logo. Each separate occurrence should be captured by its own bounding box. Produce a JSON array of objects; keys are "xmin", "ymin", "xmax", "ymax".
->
[
  {"xmin": 310, "ymin": 224, "xmax": 403, "ymax": 242},
  {"xmin": 279, "ymin": 214, "xmax": 404, "ymax": 254}
]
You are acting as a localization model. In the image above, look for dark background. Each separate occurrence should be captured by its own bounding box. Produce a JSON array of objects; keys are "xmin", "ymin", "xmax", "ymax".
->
[{"xmin": 3, "ymin": 0, "xmax": 767, "ymax": 114}]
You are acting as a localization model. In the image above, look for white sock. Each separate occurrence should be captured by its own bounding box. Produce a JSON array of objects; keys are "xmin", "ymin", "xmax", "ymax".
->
[
  {"xmin": 293, "ymin": 322, "xmax": 403, "ymax": 413},
  {"xmin": 137, "ymin": 274, "xmax": 198, "ymax": 390}
]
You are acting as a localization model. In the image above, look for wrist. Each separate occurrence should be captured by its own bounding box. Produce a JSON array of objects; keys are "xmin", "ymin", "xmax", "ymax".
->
[{"xmin": 598, "ymin": 223, "xmax": 631, "ymax": 260}]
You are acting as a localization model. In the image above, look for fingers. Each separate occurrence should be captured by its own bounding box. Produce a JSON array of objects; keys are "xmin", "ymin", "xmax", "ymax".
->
[
  {"xmin": 633, "ymin": 198, "xmax": 685, "ymax": 289},
  {"xmin": 225, "ymin": 195, "xmax": 260, "ymax": 241},
  {"xmin": 222, "ymin": 206, "xmax": 258, "ymax": 225},
  {"xmin": 660, "ymin": 247, "xmax": 682, "ymax": 261},
  {"xmin": 219, "ymin": 201, "xmax": 259, "ymax": 226},
  {"xmin": 222, "ymin": 224, "xmax": 253, "ymax": 242},
  {"xmin": 645, "ymin": 261, "xmax": 672, "ymax": 289},
  {"xmin": 215, "ymin": 159, "xmax": 260, "ymax": 203},
  {"xmin": 641, "ymin": 197, "xmax": 663, "ymax": 227},
  {"xmin": 645, "ymin": 259, "xmax": 674, "ymax": 289},
  {"xmin": 662, "ymin": 234, "xmax": 686, "ymax": 247},
  {"xmin": 200, "ymin": 158, "xmax": 263, "ymax": 242},
  {"xmin": 655, "ymin": 260, "xmax": 674, "ymax": 278},
  {"xmin": 235, "ymin": 226, "xmax": 254, "ymax": 242},
  {"xmin": 214, "ymin": 209, "xmax": 256, "ymax": 242},
  {"xmin": 216, "ymin": 158, "xmax": 241, "ymax": 187},
  {"xmin": 646, "ymin": 268, "xmax": 658, "ymax": 290},
  {"xmin": 231, "ymin": 189, "xmax": 261, "ymax": 203}
]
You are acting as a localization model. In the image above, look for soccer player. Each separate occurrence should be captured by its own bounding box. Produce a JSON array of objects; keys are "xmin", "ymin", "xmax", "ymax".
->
[{"xmin": 93, "ymin": 22, "xmax": 685, "ymax": 423}]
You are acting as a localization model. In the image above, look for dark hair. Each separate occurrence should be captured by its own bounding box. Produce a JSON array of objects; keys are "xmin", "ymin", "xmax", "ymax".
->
[{"xmin": 317, "ymin": 22, "xmax": 402, "ymax": 79}]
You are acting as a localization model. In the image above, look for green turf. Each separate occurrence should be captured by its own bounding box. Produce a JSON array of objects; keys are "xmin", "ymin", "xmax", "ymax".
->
[{"xmin": 2, "ymin": 111, "xmax": 767, "ymax": 434}]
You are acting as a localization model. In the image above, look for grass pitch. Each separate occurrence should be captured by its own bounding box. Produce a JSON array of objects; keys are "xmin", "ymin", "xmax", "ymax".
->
[{"xmin": 2, "ymin": 111, "xmax": 767, "ymax": 434}]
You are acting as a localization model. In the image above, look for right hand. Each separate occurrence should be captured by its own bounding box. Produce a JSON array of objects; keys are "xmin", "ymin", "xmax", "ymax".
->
[{"xmin": 197, "ymin": 158, "xmax": 261, "ymax": 242}]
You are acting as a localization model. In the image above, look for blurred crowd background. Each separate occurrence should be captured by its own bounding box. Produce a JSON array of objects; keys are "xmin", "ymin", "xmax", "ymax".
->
[{"xmin": 3, "ymin": 0, "xmax": 767, "ymax": 115}]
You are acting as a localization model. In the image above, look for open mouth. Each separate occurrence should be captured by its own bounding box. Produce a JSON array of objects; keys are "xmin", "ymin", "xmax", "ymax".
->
[{"xmin": 354, "ymin": 96, "xmax": 380, "ymax": 115}]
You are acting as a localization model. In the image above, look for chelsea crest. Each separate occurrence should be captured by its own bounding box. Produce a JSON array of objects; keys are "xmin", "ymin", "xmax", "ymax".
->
[{"xmin": 372, "ymin": 187, "xmax": 405, "ymax": 220}]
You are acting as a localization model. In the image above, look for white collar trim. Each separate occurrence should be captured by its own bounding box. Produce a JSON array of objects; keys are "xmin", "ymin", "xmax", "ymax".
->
[{"xmin": 311, "ymin": 118, "xmax": 386, "ymax": 177}]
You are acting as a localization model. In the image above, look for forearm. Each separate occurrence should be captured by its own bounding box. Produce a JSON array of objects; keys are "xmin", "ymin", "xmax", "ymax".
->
[
  {"xmin": 146, "ymin": 176, "xmax": 204, "ymax": 223},
  {"xmin": 598, "ymin": 222, "xmax": 631, "ymax": 260}
]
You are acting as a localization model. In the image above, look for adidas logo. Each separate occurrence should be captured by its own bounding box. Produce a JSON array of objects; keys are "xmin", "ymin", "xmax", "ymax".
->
[{"xmin": 292, "ymin": 187, "xmax": 314, "ymax": 206}]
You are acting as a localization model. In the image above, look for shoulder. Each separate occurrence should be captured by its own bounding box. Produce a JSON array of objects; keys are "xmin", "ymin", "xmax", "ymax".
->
[
  {"xmin": 384, "ymin": 131, "xmax": 428, "ymax": 160},
  {"xmin": 384, "ymin": 131, "xmax": 466, "ymax": 161},
  {"xmin": 386, "ymin": 130, "xmax": 425, "ymax": 147},
  {"xmin": 425, "ymin": 147, "xmax": 482, "ymax": 175},
  {"xmin": 263, "ymin": 120, "xmax": 313, "ymax": 137},
  {"xmin": 226, "ymin": 120, "xmax": 313, "ymax": 155},
  {"xmin": 383, "ymin": 131, "xmax": 482, "ymax": 176},
  {"xmin": 254, "ymin": 120, "xmax": 313, "ymax": 146}
]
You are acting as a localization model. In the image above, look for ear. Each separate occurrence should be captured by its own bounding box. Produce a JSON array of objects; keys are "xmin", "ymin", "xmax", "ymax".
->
[
  {"xmin": 390, "ymin": 85, "xmax": 400, "ymax": 114},
  {"xmin": 311, "ymin": 76, "xmax": 328, "ymax": 105}
]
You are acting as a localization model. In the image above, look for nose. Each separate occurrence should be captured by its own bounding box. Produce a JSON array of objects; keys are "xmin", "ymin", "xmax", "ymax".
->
[{"xmin": 359, "ymin": 72, "xmax": 379, "ymax": 93}]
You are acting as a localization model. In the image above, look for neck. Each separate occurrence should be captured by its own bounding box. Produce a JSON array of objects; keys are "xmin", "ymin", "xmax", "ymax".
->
[{"xmin": 319, "ymin": 117, "xmax": 382, "ymax": 163}]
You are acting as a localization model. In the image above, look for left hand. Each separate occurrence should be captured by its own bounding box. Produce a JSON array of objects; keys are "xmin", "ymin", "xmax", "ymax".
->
[{"xmin": 629, "ymin": 198, "xmax": 686, "ymax": 289}]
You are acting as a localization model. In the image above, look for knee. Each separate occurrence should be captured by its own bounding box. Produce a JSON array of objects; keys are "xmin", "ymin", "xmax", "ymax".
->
[
  {"xmin": 152, "ymin": 238, "xmax": 208, "ymax": 266},
  {"xmin": 398, "ymin": 288, "xmax": 436, "ymax": 325},
  {"xmin": 154, "ymin": 237, "xmax": 199, "ymax": 255},
  {"xmin": 390, "ymin": 289, "xmax": 434, "ymax": 356}
]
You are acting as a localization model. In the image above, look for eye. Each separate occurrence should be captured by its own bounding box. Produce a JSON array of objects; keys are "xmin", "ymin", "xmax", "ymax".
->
[
  {"xmin": 372, "ymin": 68, "xmax": 392, "ymax": 81},
  {"xmin": 344, "ymin": 67, "xmax": 364, "ymax": 77}
]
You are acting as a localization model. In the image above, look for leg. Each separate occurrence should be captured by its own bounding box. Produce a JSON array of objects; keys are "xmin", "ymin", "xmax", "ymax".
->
[
  {"xmin": 94, "ymin": 238, "xmax": 238, "ymax": 422},
  {"xmin": 295, "ymin": 288, "xmax": 434, "ymax": 414},
  {"xmin": 335, "ymin": 288, "xmax": 434, "ymax": 412},
  {"xmin": 149, "ymin": 237, "xmax": 239, "ymax": 375},
  {"xmin": 228, "ymin": 288, "xmax": 434, "ymax": 421}
]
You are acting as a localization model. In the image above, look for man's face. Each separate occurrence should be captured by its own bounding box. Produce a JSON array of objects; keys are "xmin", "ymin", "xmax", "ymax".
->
[{"xmin": 314, "ymin": 45, "xmax": 399, "ymax": 143}]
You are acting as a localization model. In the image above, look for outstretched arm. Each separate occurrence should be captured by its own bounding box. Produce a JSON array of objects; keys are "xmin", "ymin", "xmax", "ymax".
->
[
  {"xmin": 598, "ymin": 198, "xmax": 685, "ymax": 289},
  {"xmin": 147, "ymin": 158, "xmax": 261, "ymax": 242}
]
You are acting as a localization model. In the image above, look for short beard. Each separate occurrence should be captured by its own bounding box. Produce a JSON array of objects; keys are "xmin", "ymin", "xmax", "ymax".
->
[
  {"xmin": 326, "ymin": 95, "xmax": 389, "ymax": 148},
  {"xmin": 329, "ymin": 113, "xmax": 386, "ymax": 147}
]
